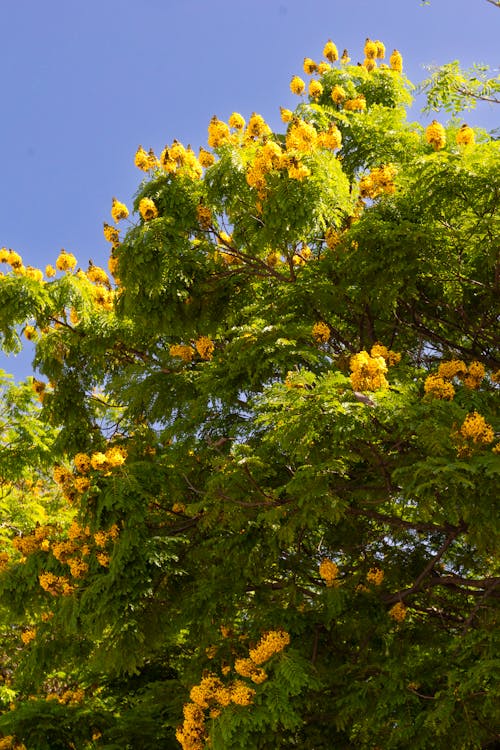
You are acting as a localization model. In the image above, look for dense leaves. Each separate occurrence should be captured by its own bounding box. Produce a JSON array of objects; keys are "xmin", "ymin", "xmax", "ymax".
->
[{"xmin": 0, "ymin": 38, "xmax": 498, "ymax": 749}]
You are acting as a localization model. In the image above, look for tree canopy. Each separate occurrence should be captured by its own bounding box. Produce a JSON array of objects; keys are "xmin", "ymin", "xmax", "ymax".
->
[{"xmin": 0, "ymin": 37, "xmax": 499, "ymax": 750}]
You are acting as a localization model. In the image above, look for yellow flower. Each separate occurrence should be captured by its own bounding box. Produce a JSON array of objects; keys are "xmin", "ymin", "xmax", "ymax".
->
[
  {"xmin": 374, "ymin": 40, "xmax": 386, "ymax": 59},
  {"xmin": 389, "ymin": 602, "xmax": 407, "ymax": 622},
  {"xmin": 90, "ymin": 452, "xmax": 108, "ymax": 471},
  {"xmin": 21, "ymin": 628, "xmax": 37, "ymax": 645},
  {"xmin": 198, "ymin": 147, "xmax": 215, "ymax": 168},
  {"xmin": 364, "ymin": 38, "xmax": 377, "ymax": 59},
  {"xmin": 370, "ymin": 343, "xmax": 401, "ymax": 366},
  {"xmin": 245, "ymin": 112, "xmax": 271, "ymax": 139},
  {"xmin": 350, "ymin": 351, "xmax": 388, "ymax": 392},
  {"xmin": 424, "ymin": 374, "xmax": 455, "ymax": 400},
  {"xmin": 308, "ymin": 79, "xmax": 323, "ymax": 99},
  {"xmin": 319, "ymin": 559, "xmax": 338, "ymax": 586},
  {"xmin": 134, "ymin": 145, "xmax": 152, "ymax": 171},
  {"xmin": 111, "ymin": 197, "xmax": 129, "ymax": 223},
  {"xmin": 317, "ymin": 62, "xmax": 330, "ymax": 75},
  {"xmin": 323, "ymin": 40, "xmax": 339, "ymax": 63},
  {"xmin": 103, "ymin": 222, "xmax": 120, "ymax": 245},
  {"xmin": 331, "ymin": 84, "xmax": 346, "ymax": 104},
  {"xmin": 23, "ymin": 325, "xmax": 37, "ymax": 341},
  {"xmin": 55, "ymin": 250, "xmax": 77, "ymax": 272},
  {"xmin": 280, "ymin": 107, "xmax": 293, "ymax": 123},
  {"xmin": 287, "ymin": 161, "xmax": 310, "ymax": 181},
  {"xmin": 286, "ymin": 119, "xmax": 317, "ymax": 153},
  {"xmin": 195, "ymin": 336, "xmax": 215, "ymax": 360},
  {"xmin": 426, "ymin": 120, "xmax": 446, "ymax": 150},
  {"xmin": 366, "ymin": 568, "xmax": 384, "ymax": 585},
  {"xmin": 170, "ymin": 344, "xmax": 195, "ymax": 362},
  {"xmin": 303, "ymin": 57, "xmax": 317, "ymax": 75},
  {"xmin": 105, "ymin": 445, "xmax": 127, "ymax": 467},
  {"xmin": 344, "ymin": 96, "xmax": 366, "ymax": 112},
  {"xmin": 74, "ymin": 477, "xmax": 90, "ymax": 494},
  {"xmin": 456, "ymin": 123, "xmax": 475, "ymax": 146},
  {"xmin": 290, "ymin": 75, "xmax": 306, "ymax": 95},
  {"xmin": 45, "ymin": 264, "xmax": 56, "ymax": 278},
  {"xmin": 228, "ymin": 112, "xmax": 246, "ymax": 130},
  {"xmin": 389, "ymin": 49, "xmax": 403, "ymax": 73},
  {"xmin": 25, "ymin": 266, "xmax": 44, "ymax": 282},
  {"xmin": 341, "ymin": 48, "xmax": 350, "ymax": 64},
  {"xmin": 437, "ymin": 360, "xmax": 467, "ymax": 379},
  {"xmin": 364, "ymin": 57, "xmax": 376, "ymax": 72},
  {"xmin": 207, "ymin": 116, "xmax": 230, "ymax": 148},
  {"xmin": 318, "ymin": 125, "xmax": 342, "ymax": 150},
  {"xmin": 249, "ymin": 630, "xmax": 290, "ymax": 665},
  {"xmin": 312, "ymin": 322, "xmax": 330, "ymax": 343},
  {"xmin": 459, "ymin": 412, "xmax": 494, "ymax": 444},
  {"xmin": 87, "ymin": 265, "xmax": 109, "ymax": 284},
  {"xmin": 139, "ymin": 197, "xmax": 158, "ymax": 221}
]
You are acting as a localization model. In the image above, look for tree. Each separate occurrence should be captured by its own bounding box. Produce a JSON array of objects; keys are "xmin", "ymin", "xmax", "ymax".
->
[{"xmin": 0, "ymin": 37, "xmax": 498, "ymax": 750}]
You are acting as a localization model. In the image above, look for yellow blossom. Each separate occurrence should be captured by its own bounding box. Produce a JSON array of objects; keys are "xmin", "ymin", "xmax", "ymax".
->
[
  {"xmin": 364, "ymin": 57, "xmax": 376, "ymax": 72},
  {"xmin": 389, "ymin": 602, "xmax": 407, "ymax": 622},
  {"xmin": 134, "ymin": 145, "xmax": 156, "ymax": 171},
  {"xmin": 364, "ymin": 38, "xmax": 377, "ymax": 59},
  {"xmin": 198, "ymin": 147, "xmax": 215, "ymax": 168},
  {"xmin": 425, "ymin": 120, "xmax": 446, "ymax": 150},
  {"xmin": 366, "ymin": 568, "xmax": 384, "ymax": 585},
  {"xmin": 23, "ymin": 325, "xmax": 37, "ymax": 341},
  {"xmin": 170, "ymin": 344, "xmax": 195, "ymax": 362},
  {"xmin": 459, "ymin": 412, "xmax": 494, "ymax": 445},
  {"xmin": 139, "ymin": 197, "xmax": 159, "ymax": 221},
  {"xmin": 374, "ymin": 40, "xmax": 386, "ymax": 59},
  {"xmin": 245, "ymin": 112, "xmax": 271, "ymax": 139},
  {"xmin": 230, "ymin": 681, "xmax": 255, "ymax": 706},
  {"xmin": 323, "ymin": 40, "xmax": 339, "ymax": 62},
  {"xmin": 55, "ymin": 250, "xmax": 77, "ymax": 272},
  {"xmin": 228, "ymin": 112, "xmax": 246, "ymax": 130},
  {"xmin": 319, "ymin": 559, "xmax": 338, "ymax": 586},
  {"xmin": 308, "ymin": 79, "xmax": 323, "ymax": 99},
  {"xmin": 290, "ymin": 75, "xmax": 306, "ymax": 95},
  {"xmin": 437, "ymin": 360, "xmax": 467, "ymax": 379},
  {"xmin": 317, "ymin": 61, "xmax": 330, "ymax": 75},
  {"xmin": 370, "ymin": 343, "xmax": 401, "ymax": 366},
  {"xmin": 312, "ymin": 322, "xmax": 330, "ymax": 343},
  {"xmin": 195, "ymin": 336, "xmax": 215, "ymax": 360},
  {"xmin": 331, "ymin": 84, "xmax": 346, "ymax": 104},
  {"xmin": 90, "ymin": 452, "xmax": 108, "ymax": 471},
  {"xmin": 105, "ymin": 445, "xmax": 127, "ymax": 467},
  {"xmin": 207, "ymin": 116, "xmax": 230, "ymax": 148},
  {"xmin": 45, "ymin": 264, "xmax": 56, "ymax": 278},
  {"xmin": 389, "ymin": 49, "xmax": 403, "ymax": 73},
  {"xmin": 111, "ymin": 197, "xmax": 129, "ymax": 223},
  {"xmin": 424, "ymin": 374, "xmax": 455, "ymax": 400},
  {"xmin": 87, "ymin": 265, "xmax": 109, "ymax": 284},
  {"xmin": 249, "ymin": 630, "xmax": 290, "ymax": 665},
  {"xmin": 344, "ymin": 96, "xmax": 366, "ymax": 112},
  {"xmin": 350, "ymin": 350, "xmax": 388, "ymax": 392},
  {"xmin": 456, "ymin": 123, "xmax": 475, "ymax": 146},
  {"xmin": 103, "ymin": 223, "xmax": 120, "ymax": 245},
  {"xmin": 303, "ymin": 57, "xmax": 317, "ymax": 75},
  {"xmin": 280, "ymin": 107, "xmax": 293, "ymax": 123},
  {"xmin": 25, "ymin": 266, "xmax": 44, "ymax": 282},
  {"xmin": 21, "ymin": 628, "xmax": 37, "ymax": 645}
]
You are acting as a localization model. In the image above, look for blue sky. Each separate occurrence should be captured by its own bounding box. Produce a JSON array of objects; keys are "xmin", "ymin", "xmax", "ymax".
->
[{"xmin": 1, "ymin": 0, "xmax": 498, "ymax": 380}]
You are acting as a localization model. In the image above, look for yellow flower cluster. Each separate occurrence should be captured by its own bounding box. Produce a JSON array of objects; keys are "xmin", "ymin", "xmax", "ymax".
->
[
  {"xmin": 370, "ymin": 343, "xmax": 401, "ymax": 366},
  {"xmin": 170, "ymin": 344, "xmax": 195, "ymax": 362},
  {"xmin": 111, "ymin": 197, "xmax": 129, "ymax": 223},
  {"xmin": 312, "ymin": 322, "xmax": 330, "ymax": 343},
  {"xmin": 159, "ymin": 141, "xmax": 203, "ymax": 179},
  {"xmin": 234, "ymin": 658, "xmax": 267, "ymax": 684},
  {"xmin": 90, "ymin": 445, "xmax": 127, "ymax": 472},
  {"xmin": 458, "ymin": 412, "xmax": 494, "ymax": 445},
  {"xmin": 245, "ymin": 113, "xmax": 272, "ymax": 140},
  {"xmin": 389, "ymin": 602, "xmax": 407, "ymax": 622},
  {"xmin": 134, "ymin": 145, "xmax": 158, "ymax": 171},
  {"xmin": 248, "ymin": 630, "xmax": 291, "ymax": 665},
  {"xmin": 286, "ymin": 119, "xmax": 317, "ymax": 154},
  {"xmin": 456, "ymin": 123, "xmax": 475, "ymax": 146},
  {"xmin": 350, "ymin": 350, "xmax": 389, "ymax": 392},
  {"xmin": 319, "ymin": 559, "xmax": 339, "ymax": 587},
  {"xmin": 55, "ymin": 250, "xmax": 77, "ymax": 272},
  {"xmin": 207, "ymin": 116, "xmax": 231, "ymax": 149},
  {"xmin": 196, "ymin": 204, "xmax": 212, "ymax": 229},
  {"xmin": 195, "ymin": 336, "xmax": 215, "ymax": 360},
  {"xmin": 425, "ymin": 120, "xmax": 446, "ymax": 150},
  {"xmin": 139, "ymin": 197, "xmax": 159, "ymax": 221},
  {"xmin": 366, "ymin": 568, "xmax": 384, "ymax": 586},
  {"xmin": 389, "ymin": 49, "xmax": 403, "ymax": 73},
  {"xmin": 12, "ymin": 526, "xmax": 53, "ymax": 556},
  {"xmin": 290, "ymin": 75, "xmax": 305, "ymax": 95},
  {"xmin": 323, "ymin": 40, "xmax": 339, "ymax": 63},
  {"xmin": 317, "ymin": 124, "xmax": 342, "ymax": 151},
  {"xmin": 87, "ymin": 264, "xmax": 109, "ymax": 285},
  {"xmin": 39, "ymin": 572, "xmax": 74, "ymax": 597},
  {"xmin": 103, "ymin": 222, "xmax": 120, "ymax": 246},
  {"xmin": 0, "ymin": 247, "xmax": 24, "ymax": 273},
  {"xmin": 21, "ymin": 628, "xmax": 37, "ymax": 645},
  {"xmin": 308, "ymin": 79, "xmax": 323, "ymax": 100},
  {"xmin": 359, "ymin": 165, "xmax": 397, "ymax": 199},
  {"xmin": 425, "ymin": 360, "xmax": 486, "ymax": 399}
]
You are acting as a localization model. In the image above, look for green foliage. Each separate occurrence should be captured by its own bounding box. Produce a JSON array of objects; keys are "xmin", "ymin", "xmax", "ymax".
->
[{"xmin": 0, "ymin": 37, "xmax": 499, "ymax": 750}]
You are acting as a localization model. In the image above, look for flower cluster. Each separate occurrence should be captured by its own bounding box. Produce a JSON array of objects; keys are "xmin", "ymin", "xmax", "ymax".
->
[
  {"xmin": 234, "ymin": 658, "xmax": 267, "ymax": 684},
  {"xmin": 319, "ymin": 559, "xmax": 339, "ymax": 587},
  {"xmin": 248, "ymin": 630, "xmax": 291, "ymax": 664},
  {"xmin": 454, "ymin": 412, "xmax": 495, "ymax": 457},
  {"xmin": 366, "ymin": 568, "xmax": 384, "ymax": 586},
  {"xmin": 134, "ymin": 145, "xmax": 158, "ymax": 171},
  {"xmin": 350, "ymin": 350, "xmax": 389, "ymax": 392},
  {"xmin": 195, "ymin": 336, "xmax": 215, "ymax": 361},
  {"xmin": 139, "ymin": 197, "xmax": 159, "ymax": 221},
  {"xmin": 389, "ymin": 602, "xmax": 407, "ymax": 622},
  {"xmin": 55, "ymin": 250, "xmax": 77, "ymax": 272},
  {"xmin": 359, "ymin": 165, "xmax": 397, "ymax": 199},
  {"xmin": 111, "ymin": 197, "xmax": 129, "ymax": 223},
  {"xmin": 425, "ymin": 120, "xmax": 446, "ymax": 150},
  {"xmin": 456, "ymin": 124, "xmax": 475, "ymax": 146},
  {"xmin": 424, "ymin": 359, "xmax": 486, "ymax": 399},
  {"xmin": 170, "ymin": 344, "xmax": 195, "ymax": 362},
  {"xmin": 312, "ymin": 322, "xmax": 330, "ymax": 343}
]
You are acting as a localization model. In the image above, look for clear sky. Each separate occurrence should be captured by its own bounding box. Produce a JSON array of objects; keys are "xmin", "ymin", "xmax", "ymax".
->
[{"xmin": 1, "ymin": 0, "xmax": 498, "ymax": 380}]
